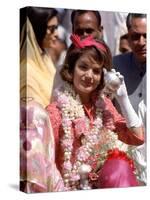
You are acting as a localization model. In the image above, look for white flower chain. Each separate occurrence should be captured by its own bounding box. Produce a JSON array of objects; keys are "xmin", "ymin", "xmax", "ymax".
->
[{"xmin": 55, "ymin": 83, "xmax": 105, "ymax": 190}]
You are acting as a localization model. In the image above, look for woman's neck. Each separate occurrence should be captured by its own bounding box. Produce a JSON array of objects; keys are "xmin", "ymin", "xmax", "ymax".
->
[
  {"xmin": 80, "ymin": 95, "xmax": 91, "ymax": 104},
  {"xmin": 73, "ymin": 87, "xmax": 92, "ymax": 105}
]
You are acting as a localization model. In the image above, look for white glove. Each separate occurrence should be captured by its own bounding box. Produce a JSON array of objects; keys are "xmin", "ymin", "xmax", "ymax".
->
[
  {"xmin": 103, "ymin": 68, "xmax": 142, "ymax": 128},
  {"xmin": 103, "ymin": 68, "xmax": 123, "ymax": 98}
]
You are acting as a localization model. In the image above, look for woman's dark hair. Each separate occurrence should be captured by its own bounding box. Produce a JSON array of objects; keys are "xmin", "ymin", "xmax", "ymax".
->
[
  {"xmin": 60, "ymin": 39, "xmax": 112, "ymax": 91},
  {"xmin": 26, "ymin": 6, "xmax": 58, "ymax": 47}
]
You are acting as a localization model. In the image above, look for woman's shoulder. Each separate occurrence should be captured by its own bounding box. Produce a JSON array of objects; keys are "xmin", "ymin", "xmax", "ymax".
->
[
  {"xmin": 46, "ymin": 102, "xmax": 62, "ymax": 126},
  {"xmin": 46, "ymin": 101, "xmax": 61, "ymax": 115},
  {"xmin": 46, "ymin": 101, "xmax": 59, "ymax": 111},
  {"xmin": 46, "ymin": 102, "xmax": 62, "ymax": 144}
]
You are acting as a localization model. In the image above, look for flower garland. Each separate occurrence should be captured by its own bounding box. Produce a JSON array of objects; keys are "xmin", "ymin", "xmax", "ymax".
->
[{"xmin": 54, "ymin": 82, "xmax": 128, "ymax": 190}]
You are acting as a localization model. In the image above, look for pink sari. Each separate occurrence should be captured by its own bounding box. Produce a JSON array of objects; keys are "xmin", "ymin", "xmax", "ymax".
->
[{"xmin": 20, "ymin": 100, "xmax": 64, "ymax": 193}]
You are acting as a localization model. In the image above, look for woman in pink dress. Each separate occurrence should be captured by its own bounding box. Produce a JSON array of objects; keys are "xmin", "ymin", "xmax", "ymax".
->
[{"xmin": 46, "ymin": 34, "xmax": 144, "ymax": 191}]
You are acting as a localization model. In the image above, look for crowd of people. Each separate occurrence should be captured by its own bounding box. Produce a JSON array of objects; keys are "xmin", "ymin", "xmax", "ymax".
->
[{"xmin": 20, "ymin": 7, "xmax": 147, "ymax": 192}]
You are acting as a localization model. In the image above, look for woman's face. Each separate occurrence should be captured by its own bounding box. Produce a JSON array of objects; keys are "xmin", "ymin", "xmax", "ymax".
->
[
  {"xmin": 42, "ymin": 16, "xmax": 58, "ymax": 48},
  {"xmin": 73, "ymin": 53, "xmax": 103, "ymax": 101}
]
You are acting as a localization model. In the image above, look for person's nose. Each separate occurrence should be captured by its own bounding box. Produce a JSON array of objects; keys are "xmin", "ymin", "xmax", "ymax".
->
[
  {"xmin": 139, "ymin": 35, "xmax": 146, "ymax": 45},
  {"xmin": 83, "ymin": 31, "xmax": 89, "ymax": 37},
  {"xmin": 53, "ymin": 28, "xmax": 58, "ymax": 38},
  {"xmin": 85, "ymin": 69, "xmax": 93, "ymax": 79}
]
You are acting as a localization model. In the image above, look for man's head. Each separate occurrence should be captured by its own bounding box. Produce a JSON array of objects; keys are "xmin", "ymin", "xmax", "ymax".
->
[
  {"xmin": 126, "ymin": 13, "xmax": 146, "ymax": 63},
  {"xmin": 119, "ymin": 34, "xmax": 132, "ymax": 54},
  {"xmin": 71, "ymin": 10, "xmax": 103, "ymax": 39}
]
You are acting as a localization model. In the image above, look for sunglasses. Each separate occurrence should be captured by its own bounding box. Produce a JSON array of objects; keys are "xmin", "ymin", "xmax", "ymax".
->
[
  {"xmin": 47, "ymin": 25, "xmax": 58, "ymax": 34},
  {"xmin": 130, "ymin": 33, "xmax": 146, "ymax": 41}
]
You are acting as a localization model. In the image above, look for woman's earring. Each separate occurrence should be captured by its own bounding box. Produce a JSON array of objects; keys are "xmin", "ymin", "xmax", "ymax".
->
[{"xmin": 46, "ymin": 29, "xmax": 51, "ymax": 34}]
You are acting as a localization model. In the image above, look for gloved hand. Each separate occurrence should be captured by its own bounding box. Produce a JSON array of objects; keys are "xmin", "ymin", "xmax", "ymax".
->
[
  {"xmin": 103, "ymin": 68, "xmax": 142, "ymax": 128},
  {"xmin": 103, "ymin": 68, "xmax": 124, "ymax": 97}
]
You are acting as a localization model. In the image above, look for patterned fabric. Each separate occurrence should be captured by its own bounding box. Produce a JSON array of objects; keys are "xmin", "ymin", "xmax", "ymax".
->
[{"xmin": 20, "ymin": 100, "xmax": 64, "ymax": 193}]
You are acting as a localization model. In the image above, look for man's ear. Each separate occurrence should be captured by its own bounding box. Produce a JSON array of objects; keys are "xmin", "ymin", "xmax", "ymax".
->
[
  {"xmin": 99, "ymin": 25, "xmax": 104, "ymax": 39},
  {"xmin": 127, "ymin": 33, "xmax": 130, "ymax": 41},
  {"xmin": 100, "ymin": 25, "xmax": 103, "ymax": 32}
]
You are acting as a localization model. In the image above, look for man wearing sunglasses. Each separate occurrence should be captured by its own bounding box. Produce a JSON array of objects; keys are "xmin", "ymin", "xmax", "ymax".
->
[{"xmin": 113, "ymin": 13, "xmax": 147, "ymax": 185}]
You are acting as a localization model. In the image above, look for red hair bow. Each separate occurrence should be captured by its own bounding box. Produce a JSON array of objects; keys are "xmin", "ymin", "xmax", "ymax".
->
[{"xmin": 70, "ymin": 34, "xmax": 107, "ymax": 53}]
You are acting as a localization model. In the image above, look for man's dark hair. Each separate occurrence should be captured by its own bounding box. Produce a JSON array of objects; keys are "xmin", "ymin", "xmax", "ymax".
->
[
  {"xmin": 126, "ymin": 13, "xmax": 146, "ymax": 30},
  {"xmin": 71, "ymin": 9, "xmax": 101, "ymax": 27}
]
